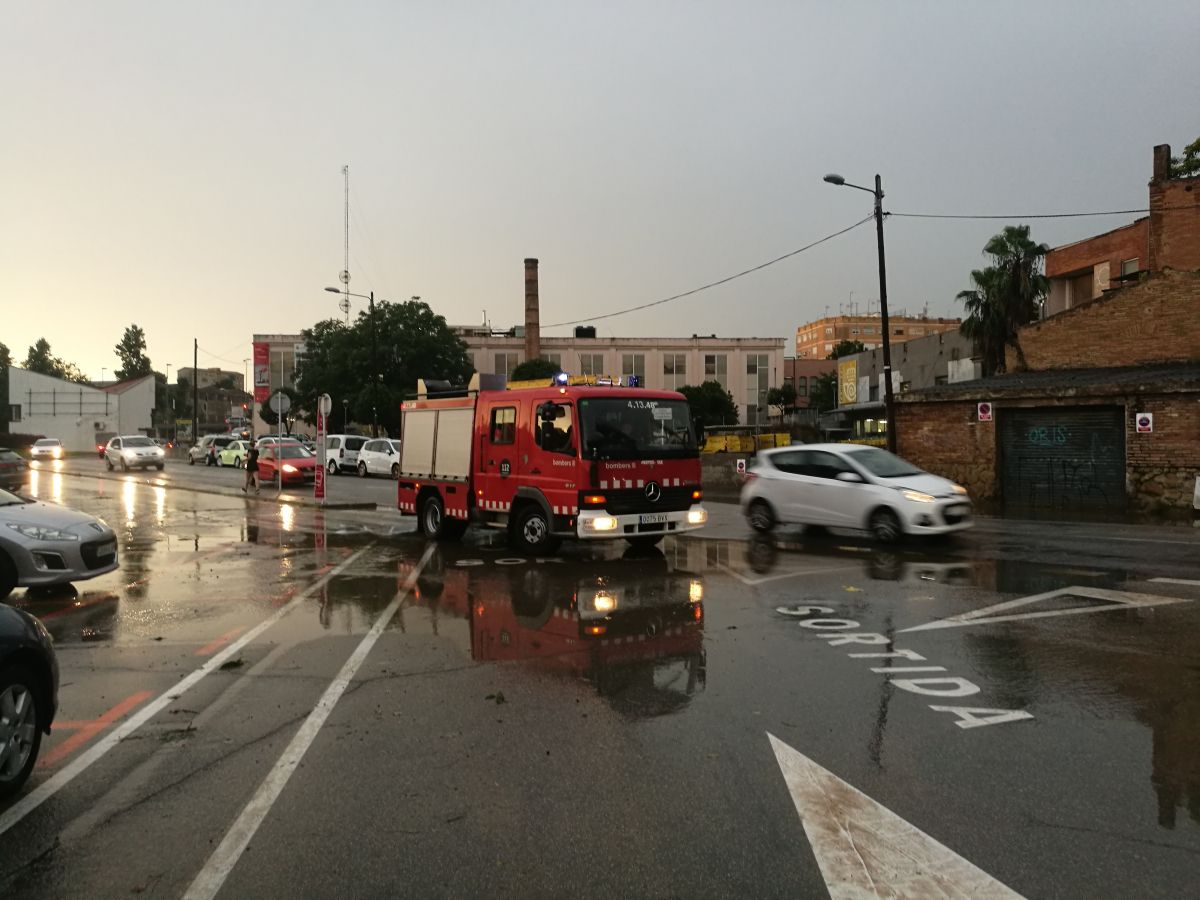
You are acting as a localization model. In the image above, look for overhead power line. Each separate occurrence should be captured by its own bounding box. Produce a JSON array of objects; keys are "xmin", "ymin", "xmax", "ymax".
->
[
  {"xmin": 891, "ymin": 204, "xmax": 1197, "ymax": 220},
  {"xmin": 544, "ymin": 215, "xmax": 874, "ymax": 328}
]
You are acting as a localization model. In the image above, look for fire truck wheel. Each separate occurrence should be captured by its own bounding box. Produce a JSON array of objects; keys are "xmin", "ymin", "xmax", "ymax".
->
[
  {"xmin": 511, "ymin": 507, "xmax": 560, "ymax": 555},
  {"xmin": 420, "ymin": 495, "xmax": 447, "ymax": 538}
]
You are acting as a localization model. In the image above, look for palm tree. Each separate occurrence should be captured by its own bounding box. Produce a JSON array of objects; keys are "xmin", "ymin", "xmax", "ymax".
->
[{"xmin": 958, "ymin": 225, "xmax": 1049, "ymax": 375}]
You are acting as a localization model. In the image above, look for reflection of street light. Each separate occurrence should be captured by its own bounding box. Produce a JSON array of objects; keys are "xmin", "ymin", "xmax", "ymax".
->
[{"xmin": 823, "ymin": 171, "xmax": 895, "ymax": 454}]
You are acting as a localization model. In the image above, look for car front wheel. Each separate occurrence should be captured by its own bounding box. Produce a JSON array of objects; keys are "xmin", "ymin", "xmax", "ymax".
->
[
  {"xmin": 327, "ymin": 460, "xmax": 338, "ymax": 476},
  {"xmin": 869, "ymin": 508, "xmax": 903, "ymax": 543},
  {"xmin": 0, "ymin": 665, "xmax": 44, "ymax": 799},
  {"xmin": 391, "ymin": 463, "xmax": 399, "ymax": 480},
  {"xmin": 748, "ymin": 498, "xmax": 776, "ymax": 532}
]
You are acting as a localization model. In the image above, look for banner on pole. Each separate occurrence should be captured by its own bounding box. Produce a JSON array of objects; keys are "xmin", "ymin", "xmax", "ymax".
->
[{"xmin": 253, "ymin": 342, "xmax": 270, "ymax": 402}]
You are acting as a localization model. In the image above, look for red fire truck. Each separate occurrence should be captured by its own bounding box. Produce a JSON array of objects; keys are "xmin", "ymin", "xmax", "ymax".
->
[{"xmin": 396, "ymin": 373, "xmax": 708, "ymax": 552}]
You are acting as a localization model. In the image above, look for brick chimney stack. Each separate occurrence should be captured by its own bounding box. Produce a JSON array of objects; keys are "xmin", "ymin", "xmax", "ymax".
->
[
  {"xmin": 524, "ymin": 258, "xmax": 540, "ymax": 362},
  {"xmin": 1151, "ymin": 144, "xmax": 1171, "ymax": 183}
]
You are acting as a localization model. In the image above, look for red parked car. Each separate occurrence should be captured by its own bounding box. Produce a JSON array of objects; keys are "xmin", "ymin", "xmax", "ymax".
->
[{"xmin": 257, "ymin": 445, "xmax": 317, "ymax": 485}]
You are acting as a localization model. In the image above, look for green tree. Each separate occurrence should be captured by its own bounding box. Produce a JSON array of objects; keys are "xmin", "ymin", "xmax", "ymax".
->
[
  {"xmin": 809, "ymin": 371, "xmax": 837, "ymax": 413},
  {"xmin": 510, "ymin": 357, "xmax": 563, "ymax": 381},
  {"xmin": 957, "ymin": 225, "xmax": 1049, "ymax": 375},
  {"xmin": 114, "ymin": 325, "xmax": 153, "ymax": 380},
  {"xmin": 1170, "ymin": 137, "xmax": 1200, "ymax": 179},
  {"xmin": 23, "ymin": 338, "xmax": 89, "ymax": 383},
  {"xmin": 766, "ymin": 383, "xmax": 797, "ymax": 418},
  {"xmin": 678, "ymin": 381, "xmax": 739, "ymax": 427},
  {"xmin": 295, "ymin": 298, "xmax": 472, "ymax": 437},
  {"xmin": 0, "ymin": 342, "xmax": 11, "ymax": 432},
  {"xmin": 827, "ymin": 339, "xmax": 866, "ymax": 360}
]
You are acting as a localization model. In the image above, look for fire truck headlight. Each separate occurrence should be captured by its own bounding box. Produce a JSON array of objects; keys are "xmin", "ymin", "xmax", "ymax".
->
[
  {"xmin": 686, "ymin": 507, "xmax": 708, "ymax": 525},
  {"xmin": 592, "ymin": 591, "xmax": 617, "ymax": 613},
  {"xmin": 689, "ymin": 580, "xmax": 704, "ymax": 603},
  {"xmin": 589, "ymin": 516, "xmax": 618, "ymax": 532}
]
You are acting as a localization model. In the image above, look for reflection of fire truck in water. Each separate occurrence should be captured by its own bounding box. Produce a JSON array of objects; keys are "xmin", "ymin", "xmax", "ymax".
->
[
  {"xmin": 397, "ymin": 374, "xmax": 708, "ymax": 555},
  {"xmin": 402, "ymin": 549, "xmax": 707, "ymax": 716}
]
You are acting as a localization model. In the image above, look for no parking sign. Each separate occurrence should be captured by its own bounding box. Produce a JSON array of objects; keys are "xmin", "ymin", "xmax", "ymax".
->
[
  {"xmin": 736, "ymin": 458, "xmax": 747, "ymax": 475},
  {"xmin": 977, "ymin": 402, "xmax": 993, "ymax": 422},
  {"xmin": 1135, "ymin": 412, "xmax": 1153, "ymax": 433}
]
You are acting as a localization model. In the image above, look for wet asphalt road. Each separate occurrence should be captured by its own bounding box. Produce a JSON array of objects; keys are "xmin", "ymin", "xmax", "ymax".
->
[{"xmin": 1, "ymin": 465, "xmax": 1198, "ymax": 898}]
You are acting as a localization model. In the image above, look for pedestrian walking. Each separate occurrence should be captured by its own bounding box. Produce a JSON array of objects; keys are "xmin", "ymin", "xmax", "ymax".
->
[{"xmin": 243, "ymin": 445, "xmax": 260, "ymax": 494}]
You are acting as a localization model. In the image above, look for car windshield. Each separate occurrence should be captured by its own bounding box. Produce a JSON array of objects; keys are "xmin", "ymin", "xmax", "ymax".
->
[
  {"xmin": 0, "ymin": 487, "xmax": 28, "ymax": 506},
  {"xmin": 34, "ymin": 439, "xmax": 60, "ymax": 446},
  {"xmin": 0, "ymin": 450, "xmax": 21, "ymax": 461},
  {"xmin": 845, "ymin": 446, "xmax": 924, "ymax": 478},
  {"xmin": 124, "ymin": 437, "xmax": 155, "ymax": 448},
  {"xmin": 579, "ymin": 398, "xmax": 698, "ymax": 460},
  {"xmin": 278, "ymin": 446, "xmax": 313, "ymax": 459}
]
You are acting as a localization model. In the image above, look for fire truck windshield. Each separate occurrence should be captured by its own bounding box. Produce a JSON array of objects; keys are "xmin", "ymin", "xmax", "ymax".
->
[{"xmin": 579, "ymin": 398, "xmax": 698, "ymax": 460}]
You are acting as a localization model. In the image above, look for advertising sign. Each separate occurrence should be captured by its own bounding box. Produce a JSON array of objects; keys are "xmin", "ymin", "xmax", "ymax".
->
[
  {"xmin": 977, "ymin": 402, "xmax": 993, "ymax": 422},
  {"xmin": 837, "ymin": 359, "xmax": 858, "ymax": 406},
  {"xmin": 1135, "ymin": 412, "xmax": 1153, "ymax": 434},
  {"xmin": 253, "ymin": 342, "xmax": 270, "ymax": 402}
]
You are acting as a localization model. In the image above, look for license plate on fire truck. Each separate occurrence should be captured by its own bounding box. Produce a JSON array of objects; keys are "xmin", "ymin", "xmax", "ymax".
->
[{"xmin": 638, "ymin": 513, "xmax": 668, "ymax": 525}]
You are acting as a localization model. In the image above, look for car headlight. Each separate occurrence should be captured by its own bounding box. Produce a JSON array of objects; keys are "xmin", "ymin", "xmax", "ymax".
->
[
  {"xmin": 687, "ymin": 507, "xmax": 708, "ymax": 525},
  {"xmin": 283, "ymin": 464, "xmax": 298, "ymax": 473},
  {"xmin": 952, "ymin": 484, "xmax": 968, "ymax": 495},
  {"xmin": 6, "ymin": 522, "xmax": 81, "ymax": 542},
  {"xmin": 900, "ymin": 489, "xmax": 936, "ymax": 503}
]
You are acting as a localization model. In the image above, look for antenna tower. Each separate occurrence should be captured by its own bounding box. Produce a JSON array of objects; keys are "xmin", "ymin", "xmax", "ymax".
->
[{"xmin": 338, "ymin": 165, "xmax": 351, "ymax": 323}]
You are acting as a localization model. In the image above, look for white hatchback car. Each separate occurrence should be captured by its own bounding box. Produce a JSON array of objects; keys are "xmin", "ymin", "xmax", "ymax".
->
[
  {"xmin": 324, "ymin": 435, "xmax": 367, "ymax": 475},
  {"xmin": 30, "ymin": 439, "xmax": 64, "ymax": 461},
  {"xmin": 356, "ymin": 439, "xmax": 402, "ymax": 478},
  {"xmin": 104, "ymin": 435, "xmax": 166, "ymax": 472},
  {"xmin": 740, "ymin": 444, "xmax": 972, "ymax": 542}
]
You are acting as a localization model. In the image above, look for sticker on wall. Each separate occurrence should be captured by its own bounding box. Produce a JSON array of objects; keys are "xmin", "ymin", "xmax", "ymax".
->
[
  {"xmin": 977, "ymin": 402, "xmax": 993, "ymax": 422},
  {"xmin": 1135, "ymin": 412, "xmax": 1153, "ymax": 434}
]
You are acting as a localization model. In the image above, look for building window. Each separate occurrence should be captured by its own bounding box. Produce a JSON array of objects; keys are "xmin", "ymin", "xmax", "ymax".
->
[
  {"xmin": 663, "ymin": 353, "xmax": 687, "ymax": 390},
  {"xmin": 864, "ymin": 327, "xmax": 874, "ymax": 335},
  {"xmin": 935, "ymin": 375, "xmax": 948, "ymax": 385},
  {"xmin": 489, "ymin": 407, "xmax": 516, "ymax": 444},
  {"xmin": 704, "ymin": 353, "xmax": 728, "ymax": 388},
  {"xmin": 621, "ymin": 354, "xmax": 645, "ymax": 383},
  {"xmin": 544, "ymin": 353, "xmax": 561, "ymax": 368},
  {"xmin": 579, "ymin": 353, "xmax": 604, "ymax": 376},
  {"xmin": 1121, "ymin": 258, "xmax": 1139, "ymax": 276},
  {"xmin": 824, "ymin": 342, "xmax": 833, "ymax": 353},
  {"xmin": 494, "ymin": 352, "xmax": 519, "ymax": 377},
  {"xmin": 8, "ymin": 405, "xmax": 19, "ymax": 423},
  {"xmin": 850, "ymin": 328, "xmax": 860, "ymax": 335},
  {"xmin": 825, "ymin": 327, "xmax": 833, "ymax": 335},
  {"xmin": 893, "ymin": 328, "xmax": 904, "ymax": 336},
  {"xmin": 745, "ymin": 353, "xmax": 770, "ymax": 424},
  {"xmin": 795, "ymin": 376, "xmax": 808, "ymax": 397}
]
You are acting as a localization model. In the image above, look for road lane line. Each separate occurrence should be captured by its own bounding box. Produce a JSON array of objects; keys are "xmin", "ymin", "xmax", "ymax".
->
[
  {"xmin": 721, "ymin": 563, "xmax": 859, "ymax": 586},
  {"xmin": 1149, "ymin": 577, "xmax": 1200, "ymax": 586},
  {"xmin": 195, "ymin": 627, "xmax": 248, "ymax": 656},
  {"xmin": 0, "ymin": 543, "xmax": 374, "ymax": 838},
  {"xmin": 183, "ymin": 542, "xmax": 436, "ymax": 900},
  {"xmin": 36, "ymin": 691, "xmax": 155, "ymax": 769},
  {"xmin": 768, "ymin": 733, "xmax": 1024, "ymax": 898}
]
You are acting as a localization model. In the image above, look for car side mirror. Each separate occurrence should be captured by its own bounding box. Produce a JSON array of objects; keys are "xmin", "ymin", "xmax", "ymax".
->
[{"xmin": 836, "ymin": 471, "xmax": 863, "ymax": 483}]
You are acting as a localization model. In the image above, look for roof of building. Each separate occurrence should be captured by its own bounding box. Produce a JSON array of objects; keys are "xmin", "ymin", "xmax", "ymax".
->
[
  {"xmin": 903, "ymin": 362, "xmax": 1200, "ymax": 401},
  {"xmin": 1046, "ymin": 216, "xmax": 1149, "ymax": 255},
  {"xmin": 102, "ymin": 374, "xmax": 156, "ymax": 394}
]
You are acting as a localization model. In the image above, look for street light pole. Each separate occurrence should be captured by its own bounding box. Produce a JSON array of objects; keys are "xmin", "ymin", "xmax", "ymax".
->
[{"xmin": 823, "ymin": 172, "xmax": 896, "ymax": 454}]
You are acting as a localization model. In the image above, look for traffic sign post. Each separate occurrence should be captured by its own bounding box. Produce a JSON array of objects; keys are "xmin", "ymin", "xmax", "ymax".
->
[{"xmin": 315, "ymin": 394, "xmax": 331, "ymax": 503}]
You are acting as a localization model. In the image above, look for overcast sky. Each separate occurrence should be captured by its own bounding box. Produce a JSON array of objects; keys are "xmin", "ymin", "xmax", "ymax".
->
[{"xmin": 3, "ymin": 1, "xmax": 1196, "ymax": 381}]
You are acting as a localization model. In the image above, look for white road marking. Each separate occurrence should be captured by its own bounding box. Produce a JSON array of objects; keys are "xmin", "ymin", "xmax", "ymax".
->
[
  {"xmin": 0, "ymin": 544, "xmax": 376, "ymax": 838},
  {"xmin": 901, "ymin": 586, "xmax": 1191, "ymax": 633},
  {"xmin": 767, "ymin": 733, "xmax": 1024, "ymax": 899},
  {"xmin": 722, "ymin": 563, "xmax": 859, "ymax": 586},
  {"xmin": 1149, "ymin": 577, "xmax": 1200, "ymax": 587},
  {"xmin": 182, "ymin": 543, "xmax": 436, "ymax": 900}
]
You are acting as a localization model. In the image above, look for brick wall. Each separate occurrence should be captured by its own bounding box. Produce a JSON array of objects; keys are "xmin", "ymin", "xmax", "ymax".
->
[
  {"xmin": 1010, "ymin": 269, "xmax": 1200, "ymax": 371},
  {"xmin": 1150, "ymin": 178, "xmax": 1200, "ymax": 273},
  {"xmin": 896, "ymin": 401, "xmax": 997, "ymax": 500},
  {"xmin": 1124, "ymin": 394, "xmax": 1200, "ymax": 513},
  {"xmin": 1045, "ymin": 218, "xmax": 1148, "ymax": 278}
]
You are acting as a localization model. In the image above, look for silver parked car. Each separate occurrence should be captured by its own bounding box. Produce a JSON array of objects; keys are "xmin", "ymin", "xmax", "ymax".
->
[
  {"xmin": 0, "ymin": 486, "xmax": 119, "ymax": 600},
  {"xmin": 104, "ymin": 435, "xmax": 166, "ymax": 472}
]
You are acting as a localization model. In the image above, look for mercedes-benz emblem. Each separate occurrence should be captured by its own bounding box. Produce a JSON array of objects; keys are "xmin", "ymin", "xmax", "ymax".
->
[{"xmin": 644, "ymin": 481, "xmax": 662, "ymax": 502}]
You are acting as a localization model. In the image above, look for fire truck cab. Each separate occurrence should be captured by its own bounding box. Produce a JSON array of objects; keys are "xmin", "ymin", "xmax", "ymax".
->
[{"xmin": 397, "ymin": 373, "xmax": 708, "ymax": 553}]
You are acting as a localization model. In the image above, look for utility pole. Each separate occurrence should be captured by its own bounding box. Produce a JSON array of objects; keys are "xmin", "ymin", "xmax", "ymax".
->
[
  {"xmin": 873, "ymin": 174, "xmax": 896, "ymax": 454},
  {"xmin": 370, "ymin": 290, "xmax": 378, "ymax": 438},
  {"xmin": 192, "ymin": 338, "xmax": 199, "ymax": 446}
]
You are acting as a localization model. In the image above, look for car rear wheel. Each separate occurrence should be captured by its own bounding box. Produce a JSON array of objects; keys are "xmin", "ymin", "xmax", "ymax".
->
[
  {"xmin": 869, "ymin": 508, "xmax": 903, "ymax": 543},
  {"xmin": 188, "ymin": 456, "xmax": 195, "ymax": 466},
  {"xmin": 0, "ymin": 665, "xmax": 44, "ymax": 799},
  {"xmin": 748, "ymin": 499, "xmax": 776, "ymax": 533},
  {"xmin": 235, "ymin": 458, "xmax": 243, "ymax": 469},
  {"xmin": 390, "ymin": 463, "xmax": 399, "ymax": 479},
  {"xmin": 327, "ymin": 460, "xmax": 338, "ymax": 476},
  {"xmin": 155, "ymin": 464, "xmax": 164, "ymax": 471},
  {"xmin": 106, "ymin": 458, "xmax": 114, "ymax": 471},
  {"xmin": 120, "ymin": 459, "xmax": 129, "ymax": 472}
]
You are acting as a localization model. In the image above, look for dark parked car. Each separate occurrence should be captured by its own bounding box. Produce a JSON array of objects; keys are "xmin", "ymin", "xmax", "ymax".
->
[
  {"xmin": 0, "ymin": 603, "xmax": 59, "ymax": 797},
  {"xmin": 0, "ymin": 449, "xmax": 29, "ymax": 493}
]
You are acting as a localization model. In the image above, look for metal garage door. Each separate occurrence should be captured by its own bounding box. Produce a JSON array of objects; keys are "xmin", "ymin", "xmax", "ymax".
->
[{"xmin": 999, "ymin": 406, "xmax": 1126, "ymax": 512}]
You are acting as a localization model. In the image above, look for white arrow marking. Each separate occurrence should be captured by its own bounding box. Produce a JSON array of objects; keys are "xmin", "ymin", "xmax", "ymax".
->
[
  {"xmin": 900, "ymin": 586, "xmax": 1189, "ymax": 633},
  {"xmin": 768, "ymin": 733, "xmax": 1023, "ymax": 899}
]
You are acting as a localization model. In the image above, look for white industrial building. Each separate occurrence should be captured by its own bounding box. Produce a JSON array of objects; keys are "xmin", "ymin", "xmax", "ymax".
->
[{"xmin": 6, "ymin": 367, "xmax": 156, "ymax": 453}]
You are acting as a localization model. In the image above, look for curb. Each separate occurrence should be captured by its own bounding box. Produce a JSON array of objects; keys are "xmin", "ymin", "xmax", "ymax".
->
[{"xmin": 46, "ymin": 466, "xmax": 379, "ymax": 511}]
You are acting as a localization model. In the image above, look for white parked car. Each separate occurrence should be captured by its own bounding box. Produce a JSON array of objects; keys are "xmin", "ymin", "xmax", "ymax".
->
[
  {"xmin": 356, "ymin": 439, "xmax": 402, "ymax": 478},
  {"xmin": 0, "ymin": 485, "xmax": 119, "ymax": 599},
  {"xmin": 30, "ymin": 439, "xmax": 64, "ymax": 461},
  {"xmin": 104, "ymin": 435, "xmax": 166, "ymax": 472},
  {"xmin": 324, "ymin": 435, "xmax": 367, "ymax": 475},
  {"xmin": 740, "ymin": 444, "xmax": 972, "ymax": 542}
]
